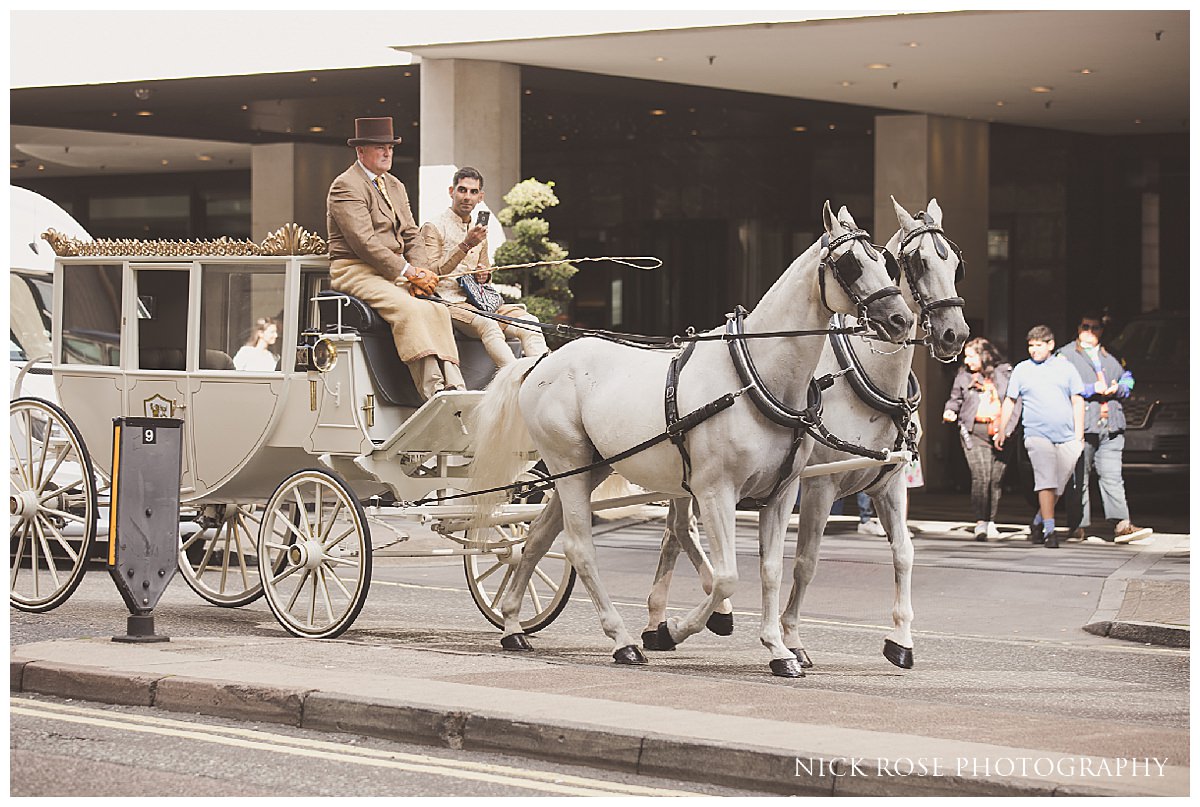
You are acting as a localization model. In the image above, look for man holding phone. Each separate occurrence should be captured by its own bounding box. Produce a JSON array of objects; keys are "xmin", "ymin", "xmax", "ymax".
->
[{"xmin": 420, "ymin": 167, "xmax": 548, "ymax": 367}]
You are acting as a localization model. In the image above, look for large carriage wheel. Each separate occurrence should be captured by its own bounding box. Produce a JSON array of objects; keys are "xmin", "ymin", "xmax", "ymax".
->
[
  {"xmin": 178, "ymin": 504, "xmax": 266, "ymax": 607},
  {"xmin": 10, "ymin": 397, "xmax": 98, "ymax": 612},
  {"xmin": 257, "ymin": 469, "xmax": 371, "ymax": 639},
  {"xmin": 464, "ymin": 465, "xmax": 576, "ymax": 633}
]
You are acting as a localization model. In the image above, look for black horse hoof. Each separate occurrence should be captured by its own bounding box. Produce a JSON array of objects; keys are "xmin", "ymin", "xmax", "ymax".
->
[
  {"xmin": 501, "ymin": 633, "xmax": 533, "ymax": 651},
  {"xmin": 769, "ymin": 657, "xmax": 805, "ymax": 678},
  {"xmin": 642, "ymin": 622, "xmax": 677, "ymax": 651},
  {"xmin": 883, "ymin": 639, "xmax": 914, "ymax": 669},
  {"xmin": 613, "ymin": 645, "xmax": 648, "ymax": 665},
  {"xmin": 789, "ymin": 648, "xmax": 814, "ymax": 669},
  {"xmin": 706, "ymin": 611, "xmax": 735, "ymax": 636}
]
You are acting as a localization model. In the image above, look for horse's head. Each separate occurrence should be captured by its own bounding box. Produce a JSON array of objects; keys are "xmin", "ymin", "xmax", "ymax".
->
[
  {"xmin": 819, "ymin": 201, "xmax": 913, "ymax": 343},
  {"xmin": 888, "ymin": 197, "xmax": 970, "ymax": 362}
]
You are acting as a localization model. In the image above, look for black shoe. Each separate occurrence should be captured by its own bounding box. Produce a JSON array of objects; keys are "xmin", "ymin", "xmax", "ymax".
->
[
  {"xmin": 975, "ymin": 532, "xmax": 987, "ymax": 542},
  {"xmin": 1044, "ymin": 532, "xmax": 1060, "ymax": 549},
  {"xmin": 1029, "ymin": 520, "xmax": 1045, "ymax": 545}
]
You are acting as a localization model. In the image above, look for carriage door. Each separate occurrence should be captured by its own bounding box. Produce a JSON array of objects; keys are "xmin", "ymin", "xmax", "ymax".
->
[{"xmin": 124, "ymin": 263, "xmax": 197, "ymax": 495}]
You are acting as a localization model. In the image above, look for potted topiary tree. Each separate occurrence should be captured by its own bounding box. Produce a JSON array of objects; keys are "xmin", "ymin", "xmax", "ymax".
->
[{"xmin": 491, "ymin": 178, "xmax": 577, "ymax": 326}]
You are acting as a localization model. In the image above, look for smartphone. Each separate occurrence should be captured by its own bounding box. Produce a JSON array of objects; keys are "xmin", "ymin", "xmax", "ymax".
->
[{"xmin": 476, "ymin": 210, "xmax": 490, "ymax": 228}]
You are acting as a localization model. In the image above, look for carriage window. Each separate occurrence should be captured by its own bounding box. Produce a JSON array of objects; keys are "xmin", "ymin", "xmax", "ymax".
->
[
  {"xmin": 136, "ymin": 268, "xmax": 191, "ymax": 371},
  {"xmin": 60, "ymin": 264, "xmax": 122, "ymax": 366},
  {"xmin": 200, "ymin": 263, "xmax": 286, "ymax": 372}
]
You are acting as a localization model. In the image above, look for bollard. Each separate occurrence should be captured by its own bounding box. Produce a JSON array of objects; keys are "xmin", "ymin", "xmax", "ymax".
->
[{"xmin": 107, "ymin": 417, "xmax": 183, "ymax": 643}]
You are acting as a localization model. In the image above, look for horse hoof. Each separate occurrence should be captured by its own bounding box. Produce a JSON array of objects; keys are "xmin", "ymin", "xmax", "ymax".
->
[
  {"xmin": 883, "ymin": 639, "xmax": 914, "ymax": 669},
  {"xmin": 769, "ymin": 657, "xmax": 805, "ymax": 678},
  {"xmin": 613, "ymin": 645, "xmax": 648, "ymax": 665},
  {"xmin": 706, "ymin": 611, "xmax": 734, "ymax": 636},
  {"xmin": 501, "ymin": 633, "xmax": 533, "ymax": 651},
  {"xmin": 642, "ymin": 622, "xmax": 677, "ymax": 651},
  {"xmin": 789, "ymin": 648, "xmax": 814, "ymax": 669}
]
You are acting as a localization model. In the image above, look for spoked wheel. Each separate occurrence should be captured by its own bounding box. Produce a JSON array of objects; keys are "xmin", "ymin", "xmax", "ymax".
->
[
  {"xmin": 464, "ymin": 465, "xmax": 575, "ymax": 633},
  {"xmin": 257, "ymin": 469, "xmax": 371, "ymax": 639},
  {"xmin": 9, "ymin": 397, "xmax": 98, "ymax": 612},
  {"xmin": 178, "ymin": 504, "xmax": 267, "ymax": 607}
]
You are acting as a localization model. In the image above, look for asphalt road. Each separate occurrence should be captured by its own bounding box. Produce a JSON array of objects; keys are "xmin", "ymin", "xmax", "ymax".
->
[
  {"xmin": 12, "ymin": 511, "xmax": 1187, "ymax": 731},
  {"xmin": 10, "ymin": 693, "xmax": 756, "ymax": 797}
]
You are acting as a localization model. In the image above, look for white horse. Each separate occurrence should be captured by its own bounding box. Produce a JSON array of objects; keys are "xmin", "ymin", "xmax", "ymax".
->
[
  {"xmin": 642, "ymin": 198, "xmax": 969, "ymax": 673},
  {"xmin": 468, "ymin": 201, "xmax": 914, "ymax": 677}
]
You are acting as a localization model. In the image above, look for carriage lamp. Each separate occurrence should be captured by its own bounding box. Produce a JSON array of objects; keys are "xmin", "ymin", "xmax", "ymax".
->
[{"xmin": 312, "ymin": 337, "xmax": 338, "ymax": 373}]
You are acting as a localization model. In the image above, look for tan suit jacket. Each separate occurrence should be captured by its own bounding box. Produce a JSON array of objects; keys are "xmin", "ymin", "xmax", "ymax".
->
[{"xmin": 327, "ymin": 164, "xmax": 429, "ymax": 280}]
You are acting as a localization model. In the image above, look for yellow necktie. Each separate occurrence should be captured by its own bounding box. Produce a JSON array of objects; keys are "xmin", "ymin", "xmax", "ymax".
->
[{"xmin": 373, "ymin": 176, "xmax": 395, "ymax": 212}]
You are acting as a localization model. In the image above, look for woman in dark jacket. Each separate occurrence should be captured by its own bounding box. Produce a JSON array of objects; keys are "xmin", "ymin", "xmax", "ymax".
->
[{"xmin": 943, "ymin": 337, "xmax": 1014, "ymax": 541}]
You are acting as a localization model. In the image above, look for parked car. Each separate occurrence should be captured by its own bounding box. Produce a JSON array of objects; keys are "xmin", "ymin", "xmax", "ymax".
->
[{"xmin": 1106, "ymin": 310, "xmax": 1188, "ymax": 475}]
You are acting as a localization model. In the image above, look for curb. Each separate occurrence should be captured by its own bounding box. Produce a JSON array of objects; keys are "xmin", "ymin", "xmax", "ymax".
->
[
  {"xmin": 9, "ymin": 657, "xmax": 1177, "ymax": 797},
  {"xmin": 1083, "ymin": 620, "xmax": 1190, "ymax": 648}
]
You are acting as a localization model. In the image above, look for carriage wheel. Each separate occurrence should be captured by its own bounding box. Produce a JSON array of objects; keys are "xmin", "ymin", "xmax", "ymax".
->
[
  {"xmin": 9, "ymin": 397, "xmax": 98, "ymax": 612},
  {"xmin": 463, "ymin": 465, "xmax": 576, "ymax": 633},
  {"xmin": 257, "ymin": 469, "xmax": 371, "ymax": 639},
  {"xmin": 178, "ymin": 504, "xmax": 266, "ymax": 607}
]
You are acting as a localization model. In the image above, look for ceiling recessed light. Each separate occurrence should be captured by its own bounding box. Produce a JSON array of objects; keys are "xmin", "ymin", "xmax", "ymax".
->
[
  {"xmin": 111, "ymin": 112, "xmax": 119, "ymax": 117},
  {"xmin": 240, "ymin": 104, "xmax": 249, "ymax": 111},
  {"xmin": 412, "ymin": 120, "xmax": 419, "ymax": 127},
  {"xmin": 136, "ymin": 110, "xmax": 154, "ymax": 117},
  {"xmin": 37, "ymin": 164, "xmax": 45, "ymax": 171},
  {"xmin": 1076, "ymin": 68, "xmax": 1094, "ymax": 75},
  {"xmin": 197, "ymin": 154, "xmax": 213, "ymax": 161},
  {"xmin": 309, "ymin": 126, "xmax": 325, "ymax": 133},
  {"xmin": 404, "ymin": 71, "xmax": 413, "ymax": 78},
  {"xmin": 654, "ymin": 56, "xmax": 666, "ymax": 62},
  {"xmin": 524, "ymin": 89, "xmax": 532, "ymax": 95},
  {"xmin": 905, "ymin": 41, "xmax": 920, "ymax": 48},
  {"xmin": 867, "ymin": 63, "xmax": 891, "ymax": 70},
  {"xmin": 690, "ymin": 129, "xmax": 699, "ymax": 136},
  {"xmin": 995, "ymin": 101, "xmax": 1006, "ymax": 107},
  {"xmin": 1030, "ymin": 85, "xmax": 1054, "ymax": 93},
  {"xmin": 1134, "ymin": 118, "xmax": 1143, "ymax": 125},
  {"xmin": 309, "ymin": 76, "xmax": 319, "ymax": 83},
  {"xmin": 160, "ymin": 159, "xmax": 169, "ymax": 166},
  {"xmin": 650, "ymin": 109, "xmax": 666, "ymax": 116},
  {"xmin": 10, "ymin": 161, "xmax": 20, "ymax": 169},
  {"xmin": 792, "ymin": 125, "xmax": 808, "ymax": 132},
  {"xmin": 840, "ymin": 81, "xmax": 854, "ymax": 87},
  {"xmin": 378, "ymin": 97, "xmax": 386, "ymax": 103},
  {"xmin": 828, "ymin": 123, "xmax": 837, "ymax": 130}
]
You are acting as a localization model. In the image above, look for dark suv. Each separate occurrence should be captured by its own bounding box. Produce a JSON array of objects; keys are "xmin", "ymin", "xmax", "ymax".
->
[{"xmin": 1106, "ymin": 311, "xmax": 1188, "ymax": 474}]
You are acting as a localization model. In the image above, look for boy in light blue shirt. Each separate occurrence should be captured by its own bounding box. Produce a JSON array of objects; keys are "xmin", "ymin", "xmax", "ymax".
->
[{"xmin": 995, "ymin": 324, "xmax": 1084, "ymax": 548}]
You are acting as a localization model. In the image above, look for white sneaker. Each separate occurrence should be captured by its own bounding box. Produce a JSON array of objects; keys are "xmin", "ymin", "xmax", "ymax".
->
[
  {"xmin": 986, "ymin": 522, "xmax": 1000, "ymax": 539},
  {"xmin": 857, "ymin": 520, "xmax": 887, "ymax": 537}
]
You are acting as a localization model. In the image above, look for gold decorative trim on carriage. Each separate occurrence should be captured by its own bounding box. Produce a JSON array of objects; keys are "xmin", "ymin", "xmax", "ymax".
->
[{"xmin": 40, "ymin": 223, "xmax": 329, "ymax": 258}]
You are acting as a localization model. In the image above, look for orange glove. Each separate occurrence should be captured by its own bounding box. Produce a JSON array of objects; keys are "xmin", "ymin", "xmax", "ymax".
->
[{"xmin": 404, "ymin": 267, "xmax": 438, "ymax": 296}]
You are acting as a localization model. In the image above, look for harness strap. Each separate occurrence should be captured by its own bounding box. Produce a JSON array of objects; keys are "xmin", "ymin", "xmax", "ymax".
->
[{"xmin": 664, "ymin": 340, "xmax": 699, "ymax": 494}]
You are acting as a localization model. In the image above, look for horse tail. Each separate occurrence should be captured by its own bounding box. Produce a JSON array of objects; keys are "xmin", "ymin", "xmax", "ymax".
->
[{"xmin": 468, "ymin": 356, "xmax": 539, "ymax": 522}]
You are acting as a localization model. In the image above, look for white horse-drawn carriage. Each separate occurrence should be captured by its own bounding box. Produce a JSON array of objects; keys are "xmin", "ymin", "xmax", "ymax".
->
[
  {"xmin": 9, "ymin": 223, "xmax": 591, "ymax": 637},
  {"xmin": 12, "ymin": 198, "xmax": 964, "ymax": 679}
]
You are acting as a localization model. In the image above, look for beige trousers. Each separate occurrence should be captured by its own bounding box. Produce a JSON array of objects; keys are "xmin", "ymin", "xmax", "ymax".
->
[
  {"xmin": 449, "ymin": 303, "xmax": 549, "ymax": 368},
  {"xmin": 330, "ymin": 259, "xmax": 464, "ymax": 399}
]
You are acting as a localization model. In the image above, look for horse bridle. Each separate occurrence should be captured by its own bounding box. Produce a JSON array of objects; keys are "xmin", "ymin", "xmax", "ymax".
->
[
  {"xmin": 818, "ymin": 227, "xmax": 903, "ymax": 322},
  {"xmin": 896, "ymin": 213, "xmax": 966, "ymax": 361}
]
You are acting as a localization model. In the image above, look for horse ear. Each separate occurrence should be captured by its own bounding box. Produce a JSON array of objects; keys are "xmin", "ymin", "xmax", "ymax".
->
[
  {"xmin": 927, "ymin": 198, "xmax": 943, "ymax": 225},
  {"xmin": 837, "ymin": 205, "xmax": 856, "ymax": 229},
  {"xmin": 822, "ymin": 200, "xmax": 835, "ymax": 233},
  {"xmin": 892, "ymin": 195, "xmax": 917, "ymax": 231}
]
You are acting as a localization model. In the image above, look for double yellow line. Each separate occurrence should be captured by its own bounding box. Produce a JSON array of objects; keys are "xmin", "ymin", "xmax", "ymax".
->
[{"xmin": 11, "ymin": 698, "xmax": 699, "ymax": 797}]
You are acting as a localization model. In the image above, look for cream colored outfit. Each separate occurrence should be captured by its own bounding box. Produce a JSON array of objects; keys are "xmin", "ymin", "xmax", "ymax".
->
[
  {"xmin": 327, "ymin": 163, "xmax": 463, "ymax": 398},
  {"xmin": 419, "ymin": 208, "xmax": 548, "ymax": 367}
]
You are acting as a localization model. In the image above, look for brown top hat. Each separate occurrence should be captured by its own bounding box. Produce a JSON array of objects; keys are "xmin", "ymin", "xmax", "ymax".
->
[{"xmin": 348, "ymin": 117, "xmax": 403, "ymax": 147}]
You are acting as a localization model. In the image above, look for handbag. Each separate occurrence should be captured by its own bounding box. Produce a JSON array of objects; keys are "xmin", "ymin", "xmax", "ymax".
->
[{"xmin": 458, "ymin": 274, "xmax": 504, "ymax": 313}]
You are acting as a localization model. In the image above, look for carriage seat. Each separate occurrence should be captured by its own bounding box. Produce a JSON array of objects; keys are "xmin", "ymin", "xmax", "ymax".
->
[
  {"xmin": 138, "ymin": 348, "xmax": 235, "ymax": 371},
  {"xmin": 314, "ymin": 290, "xmax": 521, "ymax": 407}
]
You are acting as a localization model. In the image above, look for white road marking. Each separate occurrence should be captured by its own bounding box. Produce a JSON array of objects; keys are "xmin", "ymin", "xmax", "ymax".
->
[{"xmin": 12, "ymin": 698, "xmax": 698, "ymax": 797}]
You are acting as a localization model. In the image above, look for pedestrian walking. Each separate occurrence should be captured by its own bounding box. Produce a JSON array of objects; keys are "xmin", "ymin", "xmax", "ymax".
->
[
  {"xmin": 942, "ymin": 337, "xmax": 1014, "ymax": 541},
  {"xmin": 1058, "ymin": 313, "xmax": 1151, "ymax": 543},
  {"xmin": 995, "ymin": 325, "xmax": 1084, "ymax": 549}
]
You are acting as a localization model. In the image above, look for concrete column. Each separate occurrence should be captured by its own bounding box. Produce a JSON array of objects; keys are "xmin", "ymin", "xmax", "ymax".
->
[
  {"xmin": 875, "ymin": 114, "xmax": 989, "ymax": 492},
  {"xmin": 418, "ymin": 58, "xmax": 520, "ymax": 242},
  {"xmin": 251, "ymin": 143, "xmax": 347, "ymax": 241}
]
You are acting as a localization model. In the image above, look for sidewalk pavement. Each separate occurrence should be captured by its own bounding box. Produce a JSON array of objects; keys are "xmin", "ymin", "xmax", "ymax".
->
[{"xmin": 11, "ymin": 515, "xmax": 1188, "ymax": 797}]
